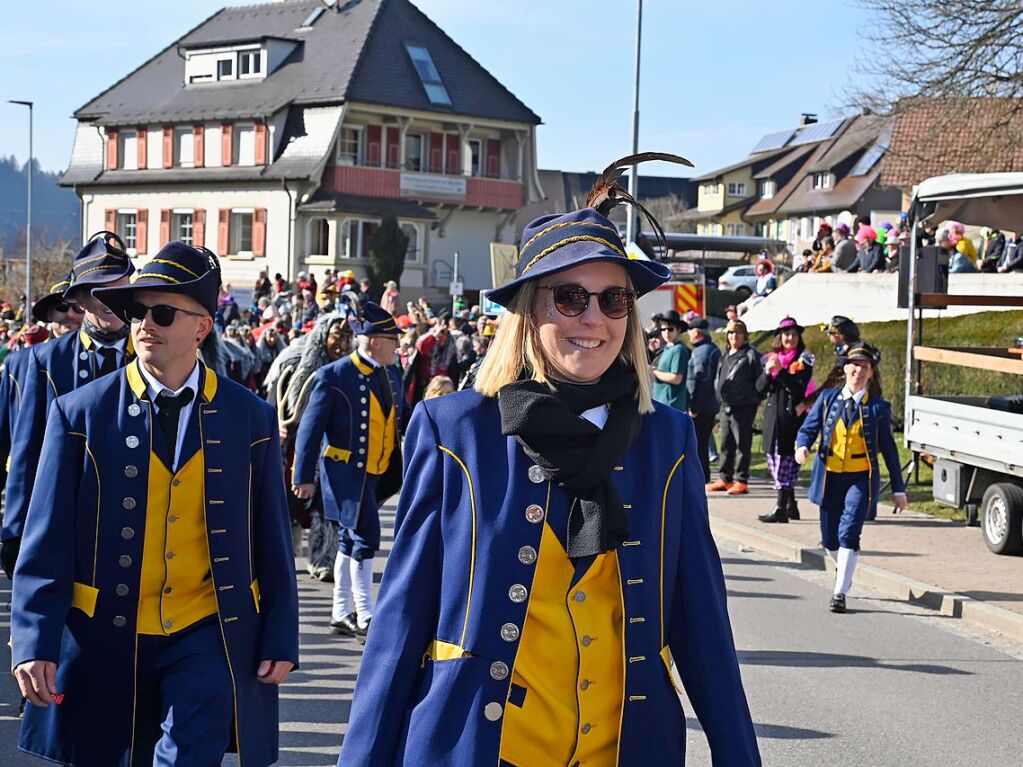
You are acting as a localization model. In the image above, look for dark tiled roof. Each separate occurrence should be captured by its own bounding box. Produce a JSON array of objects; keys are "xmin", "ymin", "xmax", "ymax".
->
[
  {"xmin": 747, "ymin": 142, "xmax": 832, "ymax": 218},
  {"xmin": 882, "ymin": 98, "xmax": 1023, "ymax": 186},
  {"xmin": 690, "ymin": 148, "xmax": 790, "ymax": 182},
  {"xmin": 74, "ymin": 0, "xmax": 538, "ymax": 127},
  {"xmin": 775, "ymin": 169, "xmax": 883, "ymax": 216},
  {"xmin": 808, "ymin": 114, "xmax": 889, "ymax": 173},
  {"xmin": 752, "ymin": 146, "xmax": 814, "ymax": 180},
  {"xmin": 80, "ymin": 167, "xmax": 272, "ymax": 186},
  {"xmin": 681, "ymin": 196, "xmax": 757, "ymax": 220},
  {"xmin": 298, "ymin": 192, "xmax": 436, "ymax": 219}
]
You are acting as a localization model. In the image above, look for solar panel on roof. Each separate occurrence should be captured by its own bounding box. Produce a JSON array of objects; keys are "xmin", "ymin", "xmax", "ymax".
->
[
  {"xmin": 751, "ymin": 129, "xmax": 795, "ymax": 153},
  {"xmin": 790, "ymin": 118, "xmax": 845, "ymax": 146},
  {"xmin": 850, "ymin": 142, "xmax": 886, "ymax": 176}
]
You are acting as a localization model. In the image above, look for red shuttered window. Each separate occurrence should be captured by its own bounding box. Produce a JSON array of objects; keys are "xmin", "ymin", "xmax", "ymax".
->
[
  {"xmin": 106, "ymin": 131, "xmax": 119, "ymax": 170},
  {"xmin": 218, "ymin": 209, "xmax": 230, "ymax": 254},
  {"xmin": 254, "ymin": 122, "xmax": 267, "ymax": 165},
  {"xmin": 253, "ymin": 208, "xmax": 267, "ymax": 257},
  {"xmin": 194, "ymin": 125, "xmax": 205, "ymax": 168},
  {"xmin": 221, "ymin": 124, "xmax": 233, "ymax": 167},
  {"xmin": 193, "ymin": 209, "xmax": 206, "ymax": 248},
  {"xmin": 160, "ymin": 209, "xmax": 171, "ymax": 248},
  {"xmin": 163, "ymin": 127, "xmax": 174, "ymax": 168},
  {"xmin": 136, "ymin": 209, "xmax": 148, "ymax": 255},
  {"xmin": 137, "ymin": 128, "xmax": 148, "ymax": 170},
  {"xmin": 366, "ymin": 125, "xmax": 382, "ymax": 166}
]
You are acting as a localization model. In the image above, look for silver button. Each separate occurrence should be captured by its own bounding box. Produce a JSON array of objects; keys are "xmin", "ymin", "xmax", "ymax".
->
[
  {"xmin": 525, "ymin": 504, "xmax": 544, "ymax": 523},
  {"xmin": 113, "ymin": 615, "xmax": 127, "ymax": 627},
  {"xmin": 358, "ymin": 448, "xmax": 365, "ymax": 455},
  {"xmin": 508, "ymin": 584, "xmax": 528, "ymax": 603},
  {"xmin": 361, "ymin": 411, "xmax": 368, "ymax": 418},
  {"xmin": 500, "ymin": 623, "xmax": 520, "ymax": 642},
  {"xmin": 574, "ymin": 591, "xmax": 586, "ymax": 603},
  {"xmin": 357, "ymin": 462, "xmax": 364, "ymax": 468},
  {"xmin": 581, "ymin": 635, "xmax": 592, "ymax": 647},
  {"xmin": 360, "ymin": 423, "xmax": 367, "ymax": 430},
  {"xmin": 517, "ymin": 546, "xmax": 537, "ymax": 565},
  {"xmin": 490, "ymin": 661, "xmax": 509, "ymax": 680},
  {"xmin": 581, "ymin": 723, "xmax": 592, "ymax": 734},
  {"xmin": 124, "ymin": 465, "xmax": 138, "ymax": 478},
  {"xmin": 359, "ymin": 385, "xmax": 366, "ymax": 391},
  {"xmin": 360, "ymin": 397, "xmax": 367, "ymax": 404},
  {"xmin": 164, "ymin": 586, "xmax": 173, "ymax": 594},
  {"xmin": 527, "ymin": 465, "xmax": 545, "ymax": 484},
  {"xmin": 580, "ymin": 679, "xmax": 590, "ymax": 691},
  {"xmin": 122, "ymin": 497, "xmax": 136, "ymax": 510},
  {"xmin": 120, "ymin": 527, "xmax": 134, "ymax": 540},
  {"xmin": 359, "ymin": 435, "xmax": 366, "ymax": 442},
  {"xmin": 483, "ymin": 702, "xmax": 503, "ymax": 721},
  {"xmin": 166, "ymin": 551, "xmax": 176, "ymax": 560},
  {"xmin": 118, "ymin": 555, "xmax": 132, "ymax": 567},
  {"xmin": 164, "ymin": 620, "xmax": 174, "ymax": 629},
  {"xmin": 168, "ymin": 514, "xmax": 178, "ymax": 523},
  {"xmin": 126, "ymin": 436, "xmax": 139, "ymax": 449},
  {"xmin": 115, "ymin": 584, "xmax": 129, "ymax": 597},
  {"xmin": 128, "ymin": 403, "xmax": 141, "ymax": 417},
  {"xmin": 79, "ymin": 369, "xmax": 89, "ymax": 379},
  {"xmin": 172, "ymin": 479, "xmax": 181, "ymax": 487},
  {"xmin": 79, "ymin": 351, "xmax": 89, "ymax": 361}
]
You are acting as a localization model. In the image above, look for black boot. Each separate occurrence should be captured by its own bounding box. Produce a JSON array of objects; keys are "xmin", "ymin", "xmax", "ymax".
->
[
  {"xmin": 786, "ymin": 489, "xmax": 800, "ymax": 521},
  {"xmin": 758, "ymin": 489, "xmax": 789, "ymax": 523}
]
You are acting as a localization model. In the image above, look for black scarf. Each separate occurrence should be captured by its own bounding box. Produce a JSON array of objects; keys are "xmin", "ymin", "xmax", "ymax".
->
[
  {"xmin": 499, "ymin": 363, "xmax": 641, "ymax": 558},
  {"xmin": 83, "ymin": 317, "xmax": 131, "ymax": 345}
]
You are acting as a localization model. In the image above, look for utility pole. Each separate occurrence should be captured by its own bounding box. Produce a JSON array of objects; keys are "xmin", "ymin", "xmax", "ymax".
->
[
  {"xmin": 8, "ymin": 100, "xmax": 33, "ymax": 303},
  {"xmin": 625, "ymin": 0, "xmax": 642, "ymax": 246}
]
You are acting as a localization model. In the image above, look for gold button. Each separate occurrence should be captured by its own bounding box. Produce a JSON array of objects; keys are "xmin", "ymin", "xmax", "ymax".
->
[{"xmin": 525, "ymin": 504, "xmax": 544, "ymax": 523}]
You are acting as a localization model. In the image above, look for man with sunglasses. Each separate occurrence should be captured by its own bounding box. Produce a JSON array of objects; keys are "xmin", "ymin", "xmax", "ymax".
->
[
  {"xmin": 10, "ymin": 241, "xmax": 298, "ymax": 767},
  {"xmin": 1, "ymin": 234, "xmax": 136, "ymax": 579},
  {"xmin": 293, "ymin": 302, "xmax": 405, "ymax": 639}
]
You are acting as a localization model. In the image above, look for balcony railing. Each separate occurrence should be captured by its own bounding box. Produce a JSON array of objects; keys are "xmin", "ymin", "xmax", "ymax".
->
[{"xmin": 325, "ymin": 165, "xmax": 523, "ymax": 209}]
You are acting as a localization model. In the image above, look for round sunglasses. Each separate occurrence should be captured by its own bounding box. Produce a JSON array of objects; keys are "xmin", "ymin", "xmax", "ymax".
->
[
  {"xmin": 54, "ymin": 300, "xmax": 85, "ymax": 314},
  {"xmin": 539, "ymin": 283, "xmax": 637, "ymax": 319},
  {"xmin": 126, "ymin": 301, "xmax": 206, "ymax": 327}
]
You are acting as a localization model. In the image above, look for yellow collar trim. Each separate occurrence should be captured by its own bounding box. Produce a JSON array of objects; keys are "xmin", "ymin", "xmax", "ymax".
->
[
  {"xmin": 350, "ymin": 350, "xmax": 373, "ymax": 376},
  {"xmin": 80, "ymin": 329, "xmax": 135, "ymax": 357},
  {"xmin": 127, "ymin": 358, "xmax": 217, "ymax": 403}
]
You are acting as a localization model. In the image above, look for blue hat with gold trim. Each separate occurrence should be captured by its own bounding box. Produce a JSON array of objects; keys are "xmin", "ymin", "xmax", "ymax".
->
[
  {"xmin": 349, "ymin": 301, "xmax": 399, "ymax": 336},
  {"xmin": 839, "ymin": 341, "xmax": 881, "ymax": 366},
  {"xmin": 66, "ymin": 231, "xmax": 135, "ymax": 295},
  {"xmin": 487, "ymin": 208, "xmax": 671, "ymax": 308},
  {"xmin": 93, "ymin": 241, "xmax": 222, "ymax": 319},
  {"xmin": 31, "ymin": 272, "xmax": 75, "ymax": 322}
]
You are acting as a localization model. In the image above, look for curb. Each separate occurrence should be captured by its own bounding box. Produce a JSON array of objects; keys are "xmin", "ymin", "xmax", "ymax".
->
[{"xmin": 709, "ymin": 516, "xmax": 1023, "ymax": 645}]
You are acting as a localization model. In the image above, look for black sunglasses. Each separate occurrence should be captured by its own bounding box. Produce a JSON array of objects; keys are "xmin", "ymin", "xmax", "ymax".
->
[
  {"xmin": 126, "ymin": 301, "xmax": 206, "ymax": 327},
  {"xmin": 539, "ymin": 283, "xmax": 636, "ymax": 320},
  {"xmin": 54, "ymin": 300, "xmax": 85, "ymax": 314}
]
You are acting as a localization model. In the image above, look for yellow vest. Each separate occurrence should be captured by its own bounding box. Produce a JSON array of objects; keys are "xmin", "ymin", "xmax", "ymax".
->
[
  {"xmin": 136, "ymin": 441, "xmax": 218, "ymax": 635},
  {"xmin": 499, "ymin": 520, "xmax": 625, "ymax": 767},
  {"xmin": 826, "ymin": 397, "xmax": 871, "ymax": 474},
  {"xmin": 351, "ymin": 352, "xmax": 397, "ymax": 476}
]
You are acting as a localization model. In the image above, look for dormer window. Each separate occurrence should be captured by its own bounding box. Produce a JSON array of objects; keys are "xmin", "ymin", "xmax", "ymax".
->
[
  {"xmin": 239, "ymin": 50, "xmax": 262, "ymax": 78},
  {"xmin": 405, "ymin": 44, "xmax": 451, "ymax": 106},
  {"xmin": 217, "ymin": 58, "xmax": 234, "ymax": 80},
  {"xmin": 813, "ymin": 172, "xmax": 833, "ymax": 190},
  {"xmin": 758, "ymin": 180, "xmax": 776, "ymax": 199}
]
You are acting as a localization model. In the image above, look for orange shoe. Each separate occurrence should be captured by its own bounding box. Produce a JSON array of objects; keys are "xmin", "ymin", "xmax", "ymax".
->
[
  {"xmin": 706, "ymin": 479, "xmax": 732, "ymax": 492},
  {"xmin": 726, "ymin": 481, "xmax": 749, "ymax": 495}
]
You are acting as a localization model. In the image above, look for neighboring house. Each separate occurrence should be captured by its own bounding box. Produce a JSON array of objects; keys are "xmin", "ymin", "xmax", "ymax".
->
[
  {"xmin": 60, "ymin": 0, "xmax": 543, "ymax": 299},
  {"xmin": 685, "ymin": 113, "xmax": 901, "ymax": 253}
]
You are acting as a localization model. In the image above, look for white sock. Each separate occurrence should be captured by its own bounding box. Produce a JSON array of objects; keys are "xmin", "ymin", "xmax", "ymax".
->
[
  {"xmin": 332, "ymin": 552, "xmax": 352, "ymax": 621},
  {"xmin": 351, "ymin": 557, "xmax": 375, "ymax": 627},
  {"xmin": 835, "ymin": 547, "xmax": 859, "ymax": 596},
  {"xmin": 825, "ymin": 548, "xmax": 839, "ymax": 564},
  {"xmin": 291, "ymin": 524, "xmax": 304, "ymax": 557}
]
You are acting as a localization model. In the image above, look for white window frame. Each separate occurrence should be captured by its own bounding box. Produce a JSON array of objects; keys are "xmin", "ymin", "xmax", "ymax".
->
[
  {"xmin": 175, "ymin": 127, "xmax": 195, "ymax": 168},
  {"xmin": 404, "ymin": 132, "xmax": 425, "ymax": 172},
  {"xmin": 235, "ymin": 123, "xmax": 256, "ymax": 166},
  {"xmin": 726, "ymin": 223, "xmax": 746, "ymax": 236},
  {"xmin": 171, "ymin": 209, "xmax": 194, "ymax": 245},
  {"xmin": 116, "ymin": 209, "xmax": 138, "ymax": 253},
  {"xmin": 230, "ymin": 208, "xmax": 255, "ymax": 256},
  {"xmin": 238, "ymin": 50, "xmax": 262, "ymax": 79},
  {"xmin": 759, "ymin": 180, "xmax": 775, "ymax": 199},
  {"xmin": 336, "ymin": 125, "xmax": 364, "ymax": 166},
  {"xmin": 308, "ymin": 217, "xmax": 331, "ymax": 258},
  {"xmin": 216, "ymin": 56, "xmax": 235, "ymax": 81},
  {"xmin": 400, "ymin": 222, "xmax": 422, "ymax": 263},
  {"xmin": 813, "ymin": 172, "xmax": 832, "ymax": 190},
  {"xmin": 121, "ymin": 130, "xmax": 138, "ymax": 171},
  {"xmin": 726, "ymin": 182, "xmax": 746, "ymax": 197}
]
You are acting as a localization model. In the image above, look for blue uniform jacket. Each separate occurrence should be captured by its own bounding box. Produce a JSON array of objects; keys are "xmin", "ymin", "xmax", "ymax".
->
[
  {"xmin": 796, "ymin": 387, "xmax": 906, "ymax": 515},
  {"xmin": 3, "ymin": 330, "xmax": 134, "ymax": 542},
  {"xmin": 0, "ymin": 346, "xmax": 35, "ymax": 476},
  {"xmin": 292, "ymin": 353, "xmax": 405, "ymax": 526},
  {"xmin": 687, "ymin": 336, "xmax": 721, "ymax": 415},
  {"xmin": 11, "ymin": 361, "xmax": 299, "ymax": 767},
  {"xmin": 339, "ymin": 390, "xmax": 760, "ymax": 766}
]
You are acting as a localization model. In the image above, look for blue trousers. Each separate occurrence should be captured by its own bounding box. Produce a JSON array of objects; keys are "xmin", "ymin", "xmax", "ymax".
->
[
  {"xmin": 820, "ymin": 471, "xmax": 870, "ymax": 551},
  {"xmin": 339, "ymin": 473, "xmax": 381, "ymax": 561},
  {"xmin": 133, "ymin": 617, "xmax": 234, "ymax": 766}
]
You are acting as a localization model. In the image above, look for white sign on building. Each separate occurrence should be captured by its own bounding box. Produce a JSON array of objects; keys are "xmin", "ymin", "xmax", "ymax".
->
[{"xmin": 400, "ymin": 172, "xmax": 466, "ymax": 199}]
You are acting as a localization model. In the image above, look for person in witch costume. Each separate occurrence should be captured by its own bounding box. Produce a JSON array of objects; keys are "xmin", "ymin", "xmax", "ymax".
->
[
  {"xmin": 11, "ymin": 241, "xmax": 298, "ymax": 766},
  {"xmin": 339, "ymin": 154, "xmax": 760, "ymax": 767},
  {"xmin": 795, "ymin": 342, "xmax": 907, "ymax": 612},
  {"xmin": 1, "ymin": 232, "xmax": 136, "ymax": 577}
]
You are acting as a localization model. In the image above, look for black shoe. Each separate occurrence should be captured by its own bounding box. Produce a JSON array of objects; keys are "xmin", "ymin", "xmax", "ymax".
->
[
  {"xmin": 829, "ymin": 594, "xmax": 846, "ymax": 613},
  {"xmin": 355, "ymin": 617, "xmax": 371, "ymax": 643},
  {"xmin": 758, "ymin": 489, "xmax": 789, "ymax": 523},
  {"xmin": 330, "ymin": 612, "xmax": 360, "ymax": 636},
  {"xmin": 786, "ymin": 489, "xmax": 800, "ymax": 520}
]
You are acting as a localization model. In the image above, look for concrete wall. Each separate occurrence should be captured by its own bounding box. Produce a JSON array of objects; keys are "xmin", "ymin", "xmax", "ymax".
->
[{"xmin": 741, "ymin": 272, "xmax": 1023, "ymax": 331}]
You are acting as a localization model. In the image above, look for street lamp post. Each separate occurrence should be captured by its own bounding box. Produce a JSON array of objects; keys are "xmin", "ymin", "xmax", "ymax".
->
[{"xmin": 8, "ymin": 100, "xmax": 33, "ymax": 305}]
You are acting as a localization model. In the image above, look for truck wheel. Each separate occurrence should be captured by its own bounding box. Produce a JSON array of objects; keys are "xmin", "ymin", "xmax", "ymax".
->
[
  {"xmin": 734, "ymin": 286, "xmax": 752, "ymax": 299},
  {"xmin": 981, "ymin": 483, "xmax": 1023, "ymax": 555}
]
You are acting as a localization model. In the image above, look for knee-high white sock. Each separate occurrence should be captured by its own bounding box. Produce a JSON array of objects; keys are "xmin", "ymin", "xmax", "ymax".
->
[
  {"xmin": 332, "ymin": 552, "xmax": 352, "ymax": 621},
  {"xmin": 835, "ymin": 547, "xmax": 859, "ymax": 596},
  {"xmin": 825, "ymin": 548, "xmax": 839, "ymax": 564},
  {"xmin": 351, "ymin": 557, "xmax": 375, "ymax": 627}
]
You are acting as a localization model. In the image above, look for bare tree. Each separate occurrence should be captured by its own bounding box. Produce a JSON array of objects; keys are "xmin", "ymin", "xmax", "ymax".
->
[
  {"xmin": 0, "ymin": 235, "xmax": 76, "ymax": 306},
  {"xmin": 851, "ymin": 1, "xmax": 1023, "ymax": 169},
  {"xmin": 643, "ymin": 193, "xmax": 693, "ymax": 233}
]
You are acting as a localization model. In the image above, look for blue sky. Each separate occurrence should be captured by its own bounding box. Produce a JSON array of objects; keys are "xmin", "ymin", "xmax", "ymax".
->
[{"xmin": 1, "ymin": 0, "xmax": 868, "ymax": 178}]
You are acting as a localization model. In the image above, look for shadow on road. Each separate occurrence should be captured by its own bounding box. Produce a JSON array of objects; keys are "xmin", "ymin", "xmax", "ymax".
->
[{"xmin": 737, "ymin": 649, "xmax": 973, "ymax": 675}]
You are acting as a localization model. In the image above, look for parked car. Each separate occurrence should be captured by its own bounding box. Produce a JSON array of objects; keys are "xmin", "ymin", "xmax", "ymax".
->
[{"xmin": 717, "ymin": 264, "xmax": 792, "ymax": 298}]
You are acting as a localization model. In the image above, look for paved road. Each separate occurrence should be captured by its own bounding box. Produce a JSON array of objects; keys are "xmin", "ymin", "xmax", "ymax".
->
[{"xmin": 2, "ymin": 503, "xmax": 1021, "ymax": 766}]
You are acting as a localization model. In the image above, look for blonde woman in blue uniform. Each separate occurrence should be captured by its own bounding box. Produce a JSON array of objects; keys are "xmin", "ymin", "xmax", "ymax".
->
[
  {"xmin": 11, "ymin": 242, "xmax": 299, "ymax": 766},
  {"xmin": 795, "ymin": 342, "xmax": 907, "ymax": 612},
  {"xmin": 340, "ymin": 155, "xmax": 760, "ymax": 766}
]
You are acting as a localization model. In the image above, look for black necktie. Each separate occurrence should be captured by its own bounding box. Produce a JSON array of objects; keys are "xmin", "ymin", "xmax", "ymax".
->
[
  {"xmin": 376, "ymin": 366, "xmax": 394, "ymax": 416},
  {"xmin": 843, "ymin": 397, "xmax": 857, "ymax": 426},
  {"xmin": 97, "ymin": 347, "xmax": 119, "ymax": 377},
  {"xmin": 156, "ymin": 388, "xmax": 195, "ymax": 465}
]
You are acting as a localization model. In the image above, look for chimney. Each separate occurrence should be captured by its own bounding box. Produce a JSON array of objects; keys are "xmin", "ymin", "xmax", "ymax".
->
[{"xmin": 800, "ymin": 113, "xmax": 818, "ymax": 126}]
